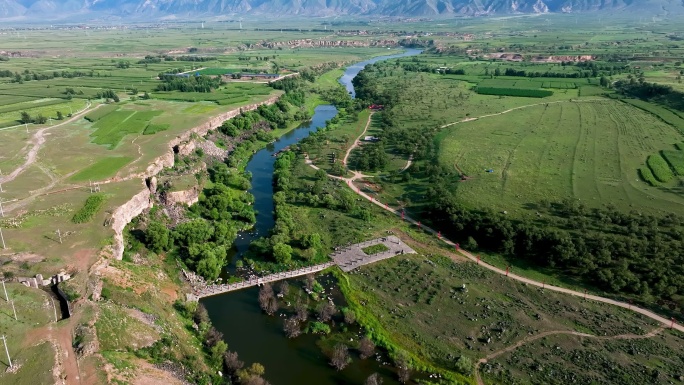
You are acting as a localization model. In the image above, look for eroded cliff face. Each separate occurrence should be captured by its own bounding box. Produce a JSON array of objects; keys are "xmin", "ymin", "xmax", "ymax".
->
[
  {"xmin": 165, "ymin": 187, "xmax": 200, "ymax": 207},
  {"xmin": 111, "ymin": 188, "xmax": 153, "ymax": 260},
  {"xmin": 140, "ymin": 94, "xmax": 282, "ymax": 180},
  {"xmin": 110, "ymin": 93, "xmax": 281, "ymax": 260},
  {"xmin": 251, "ymin": 39, "xmax": 399, "ymax": 49}
]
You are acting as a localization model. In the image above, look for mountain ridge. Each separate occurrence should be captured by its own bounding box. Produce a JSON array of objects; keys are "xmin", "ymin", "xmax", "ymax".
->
[{"xmin": 0, "ymin": 0, "xmax": 680, "ymax": 20}]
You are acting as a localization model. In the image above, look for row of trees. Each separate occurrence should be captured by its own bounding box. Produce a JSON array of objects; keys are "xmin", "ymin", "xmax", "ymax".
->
[
  {"xmin": 157, "ymin": 74, "xmax": 223, "ymax": 93},
  {"xmin": 615, "ymin": 79, "xmax": 684, "ymax": 112}
]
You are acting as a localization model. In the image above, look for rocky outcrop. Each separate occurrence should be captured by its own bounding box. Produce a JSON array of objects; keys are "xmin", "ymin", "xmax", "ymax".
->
[
  {"xmin": 111, "ymin": 188, "xmax": 153, "ymax": 260},
  {"xmin": 165, "ymin": 187, "xmax": 200, "ymax": 207},
  {"xmin": 139, "ymin": 93, "xmax": 281, "ymax": 180},
  {"xmin": 109, "ymin": 94, "xmax": 281, "ymax": 260}
]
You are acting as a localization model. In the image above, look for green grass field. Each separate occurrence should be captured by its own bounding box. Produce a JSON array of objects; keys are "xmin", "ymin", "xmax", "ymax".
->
[
  {"xmin": 70, "ymin": 156, "xmax": 133, "ymax": 181},
  {"xmin": 90, "ymin": 110, "xmax": 162, "ymax": 148},
  {"xmin": 436, "ymin": 100, "xmax": 684, "ymax": 215},
  {"xmin": 344, "ymin": 251, "xmax": 660, "ymax": 379},
  {"xmin": 0, "ymin": 283, "xmax": 56, "ymax": 385}
]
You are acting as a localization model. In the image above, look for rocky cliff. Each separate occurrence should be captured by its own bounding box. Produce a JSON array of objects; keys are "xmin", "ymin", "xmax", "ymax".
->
[{"xmin": 110, "ymin": 93, "xmax": 281, "ymax": 260}]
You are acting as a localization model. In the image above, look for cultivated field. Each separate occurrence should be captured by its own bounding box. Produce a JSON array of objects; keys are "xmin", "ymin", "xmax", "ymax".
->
[{"xmin": 434, "ymin": 100, "xmax": 684, "ymax": 216}]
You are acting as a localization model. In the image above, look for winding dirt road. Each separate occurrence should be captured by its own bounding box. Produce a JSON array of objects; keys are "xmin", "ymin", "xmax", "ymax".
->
[
  {"xmin": 307, "ymin": 106, "xmax": 684, "ymax": 336},
  {"xmin": 0, "ymin": 101, "xmax": 97, "ymax": 185},
  {"xmin": 474, "ymin": 327, "xmax": 664, "ymax": 385}
]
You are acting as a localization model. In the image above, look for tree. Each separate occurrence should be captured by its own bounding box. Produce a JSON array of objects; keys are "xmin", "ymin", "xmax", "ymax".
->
[
  {"xmin": 278, "ymin": 281, "xmax": 289, "ymax": 296},
  {"xmin": 236, "ymin": 363, "xmax": 269, "ymax": 385},
  {"xmin": 342, "ymin": 307, "xmax": 356, "ymax": 324},
  {"xmin": 454, "ymin": 355, "xmax": 472, "ymax": 374},
  {"xmin": 330, "ymin": 344, "xmax": 351, "ymax": 371},
  {"xmin": 56, "ymin": 111, "xmax": 64, "ymax": 120},
  {"xmin": 295, "ymin": 300, "xmax": 308, "ymax": 322},
  {"xmin": 283, "ymin": 316, "xmax": 301, "ymax": 338},
  {"xmin": 258, "ymin": 283, "xmax": 276, "ymax": 314},
  {"xmin": 34, "ymin": 114, "xmax": 47, "ymax": 124},
  {"xmin": 304, "ymin": 274, "xmax": 315, "ymax": 291},
  {"xmin": 365, "ymin": 373, "xmax": 383, "ymax": 385},
  {"xmin": 145, "ymin": 221, "xmax": 171, "ymax": 253},
  {"xmin": 317, "ymin": 301, "xmax": 337, "ymax": 322},
  {"xmin": 358, "ymin": 337, "xmax": 375, "ymax": 359},
  {"xmin": 265, "ymin": 296, "xmax": 278, "ymax": 316},
  {"xmin": 223, "ymin": 351, "xmax": 244, "ymax": 375},
  {"xmin": 204, "ymin": 326, "xmax": 223, "ymax": 348},
  {"xmin": 272, "ymin": 242, "xmax": 293, "ymax": 264},
  {"xmin": 193, "ymin": 303, "xmax": 210, "ymax": 325},
  {"xmin": 19, "ymin": 111, "xmax": 31, "ymax": 124},
  {"xmin": 396, "ymin": 358, "xmax": 410, "ymax": 384}
]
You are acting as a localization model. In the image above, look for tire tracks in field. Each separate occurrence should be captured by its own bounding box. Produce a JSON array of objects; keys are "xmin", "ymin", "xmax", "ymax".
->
[
  {"xmin": 474, "ymin": 326, "xmax": 664, "ymax": 385},
  {"xmin": 501, "ymin": 103, "xmax": 549, "ymax": 197}
]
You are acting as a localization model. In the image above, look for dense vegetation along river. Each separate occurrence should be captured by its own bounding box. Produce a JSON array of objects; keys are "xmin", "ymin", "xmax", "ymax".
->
[{"xmin": 203, "ymin": 48, "xmax": 422, "ymax": 385}]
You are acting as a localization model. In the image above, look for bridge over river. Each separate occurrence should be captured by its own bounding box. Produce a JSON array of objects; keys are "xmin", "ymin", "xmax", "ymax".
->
[{"xmin": 186, "ymin": 236, "xmax": 415, "ymax": 301}]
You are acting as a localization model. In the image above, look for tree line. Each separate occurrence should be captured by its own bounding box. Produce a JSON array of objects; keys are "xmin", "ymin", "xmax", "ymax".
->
[{"xmin": 156, "ymin": 74, "xmax": 223, "ymax": 93}]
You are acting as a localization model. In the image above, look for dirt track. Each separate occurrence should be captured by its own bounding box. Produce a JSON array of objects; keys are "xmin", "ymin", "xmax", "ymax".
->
[
  {"xmin": 474, "ymin": 327, "xmax": 664, "ymax": 385},
  {"xmin": 0, "ymin": 101, "xmax": 96, "ymax": 186}
]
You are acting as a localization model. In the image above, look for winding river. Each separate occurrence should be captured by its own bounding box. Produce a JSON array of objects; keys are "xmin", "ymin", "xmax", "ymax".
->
[{"xmin": 203, "ymin": 48, "xmax": 422, "ymax": 385}]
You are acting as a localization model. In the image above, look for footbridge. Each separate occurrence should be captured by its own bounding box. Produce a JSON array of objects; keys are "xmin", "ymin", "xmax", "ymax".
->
[{"xmin": 186, "ymin": 236, "xmax": 415, "ymax": 301}]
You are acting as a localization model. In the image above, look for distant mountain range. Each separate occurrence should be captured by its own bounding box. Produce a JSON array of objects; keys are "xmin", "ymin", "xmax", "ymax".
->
[{"xmin": 0, "ymin": 0, "xmax": 680, "ymax": 20}]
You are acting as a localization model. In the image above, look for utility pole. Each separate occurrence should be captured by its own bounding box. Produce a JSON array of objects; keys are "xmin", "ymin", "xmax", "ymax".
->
[
  {"xmin": 1, "ymin": 280, "xmax": 7, "ymax": 301},
  {"xmin": 10, "ymin": 300, "xmax": 16, "ymax": 321},
  {"xmin": 56, "ymin": 229, "xmax": 62, "ymax": 244},
  {"xmin": 0, "ymin": 228, "xmax": 6, "ymax": 249},
  {"xmin": 1, "ymin": 335, "xmax": 12, "ymax": 369},
  {"xmin": 50, "ymin": 297, "xmax": 58, "ymax": 322}
]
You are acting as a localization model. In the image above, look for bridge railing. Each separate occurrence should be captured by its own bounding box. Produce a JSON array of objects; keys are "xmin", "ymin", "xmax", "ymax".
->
[{"xmin": 194, "ymin": 262, "xmax": 335, "ymax": 298}]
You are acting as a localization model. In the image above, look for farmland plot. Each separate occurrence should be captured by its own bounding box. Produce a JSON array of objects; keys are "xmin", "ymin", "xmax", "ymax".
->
[{"xmin": 437, "ymin": 100, "xmax": 684, "ymax": 215}]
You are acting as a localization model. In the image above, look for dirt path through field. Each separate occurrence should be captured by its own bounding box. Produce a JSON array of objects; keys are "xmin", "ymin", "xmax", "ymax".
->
[
  {"xmin": 0, "ymin": 101, "xmax": 96, "ymax": 185},
  {"xmin": 439, "ymin": 98, "xmax": 605, "ymax": 129},
  {"xmin": 474, "ymin": 327, "xmax": 664, "ymax": 385},
  {"xmin": 342, "ymin": 111, "xmax": 374, "ymax": 167},
  {"xmin": 27, "ymin": 316, "xmax": 83, "ymax": 385}
]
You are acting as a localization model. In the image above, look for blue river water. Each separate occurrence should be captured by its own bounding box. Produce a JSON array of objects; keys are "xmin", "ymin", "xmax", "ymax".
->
[{"xmin": 203, "ymin": 48, "xmax": 422, "ymax": 385}]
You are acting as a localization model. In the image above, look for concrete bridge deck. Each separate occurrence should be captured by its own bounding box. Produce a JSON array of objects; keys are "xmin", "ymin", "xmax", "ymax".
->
[{"xmin": 186, "ymin": 236, "xmax": 415, "ymax": 301}]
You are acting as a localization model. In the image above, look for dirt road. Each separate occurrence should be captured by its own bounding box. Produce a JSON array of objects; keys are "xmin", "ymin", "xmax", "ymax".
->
[
  {"xmin": 342, "ymin": 111, "xmax": 374, "ymax": 166},
  {"xmin": 474, "ymin": 327, "xmax": 664, "ymax": 385},
  {"xmin": 0, "ymin": 101, "xmax": 96, "ymax": 185}
]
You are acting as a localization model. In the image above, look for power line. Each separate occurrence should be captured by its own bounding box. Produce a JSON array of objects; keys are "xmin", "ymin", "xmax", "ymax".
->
[{"xmin": 1, "ymin": 335, "xmax": 12, "ymax": 369}]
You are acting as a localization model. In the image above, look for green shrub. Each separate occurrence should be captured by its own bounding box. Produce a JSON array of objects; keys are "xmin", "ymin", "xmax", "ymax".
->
[
  {"xmin": 362, "ymin": 244, "xmax": 389, "ymax": 255},
  {"xmin": 143, "ymin": 123, "xmax": 170, "ymax": 135},
  {"xmin": 72, "ymin": 194, "xmax": 106, "ymax": 223},
  {"xmin": 306, "ymin": 321, "xmax": 331, "ymax": 334},
  {"xmin": 661, "ymin": 150, "xmax": 684, "ymax": 175},
  {"xmin": 646, "ymin": 154, "xmax": 675, "ymax": 183},
  {"xmin": 476, "ymin": 86, "xmax": 553, "ymax": 98},
  {"xmin": 639, "ymin": 167, "xmax": 659, "ymax": 186}
]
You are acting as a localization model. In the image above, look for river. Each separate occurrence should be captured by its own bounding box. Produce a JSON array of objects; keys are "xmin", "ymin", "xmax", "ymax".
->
[{"xmin": 203, "ymin": 48, "xmax": 422, "ymax": 385}]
